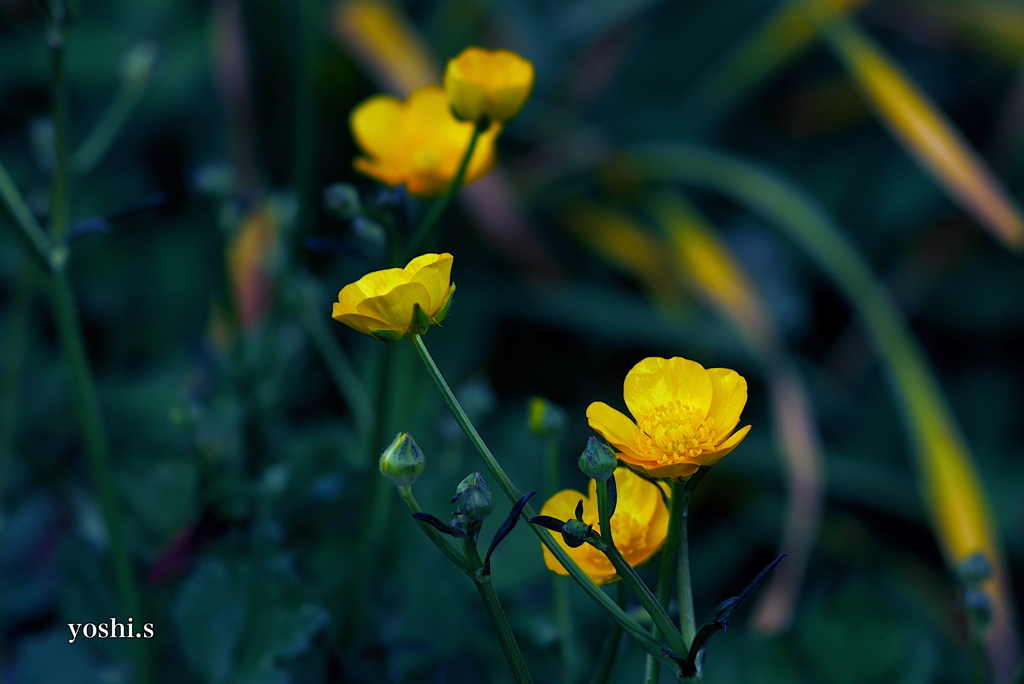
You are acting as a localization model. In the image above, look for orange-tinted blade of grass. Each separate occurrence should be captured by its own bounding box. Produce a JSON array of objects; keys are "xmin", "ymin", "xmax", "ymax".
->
[
  {"xmin": 627, "ymin": 142, "xmax": 1021, "ymax": 681},
  {"xmin": 817, "ymin": 13, "xmax": 1024, "ymax": 251},
  {"xmin": 331, "ymin": 0, "xmax": 439, "ymax": 97}
]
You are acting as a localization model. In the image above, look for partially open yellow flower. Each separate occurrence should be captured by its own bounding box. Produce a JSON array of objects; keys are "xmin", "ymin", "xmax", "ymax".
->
[
  {"xmin": 350, "ymin": 85, "xmax": 500, "ymax": 198},
  {"xmin": 331, "ymin": 253, "xmax": 455, "ymax": 342},
  {"xmin": 587, "ymin": 357, "xmax": 751, "ymax": 480},
  {"xmin": 539, "ymin": 467, "xmax": 669, "ymax": 586},
  {"xmin": 444, "ymin": 47, "xmax": 534, "ymax": 125}
]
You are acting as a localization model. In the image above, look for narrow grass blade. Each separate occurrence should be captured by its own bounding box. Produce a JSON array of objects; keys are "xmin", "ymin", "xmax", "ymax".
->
[
  {"xmin": 331, "ymin": 0, "xmax": 439, "ymax": 97},
  {"xmin": 688, "ymin": 0, "xmax": 873, "ymax": 123},
  {"xmin": 627, "ymin": 142, "xmax": 1021, "ymax": 680},
  {"xmin": 818, "ymin": 14, "xmax": 1024, "ymax": 250}
]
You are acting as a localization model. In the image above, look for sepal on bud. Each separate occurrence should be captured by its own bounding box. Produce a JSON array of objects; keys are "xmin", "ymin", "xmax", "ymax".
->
[{"xmin": 379, "ymin": 432, "xmax": 425, "ymax": 486}]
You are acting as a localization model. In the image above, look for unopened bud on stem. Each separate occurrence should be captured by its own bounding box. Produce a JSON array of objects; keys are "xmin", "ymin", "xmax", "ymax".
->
[{"xmin": 379, "ymin": 432, "xmax": 425, "ymax": 487}]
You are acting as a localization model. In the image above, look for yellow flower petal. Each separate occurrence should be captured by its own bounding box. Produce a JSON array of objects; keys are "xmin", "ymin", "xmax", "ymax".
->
[
  {"xmin": 444, "ymin": 47, "xmax": 535, "ymax": 124},
  {"xmin": 586, "ymin": 402, "xmax": 642, "ymax": 460},
  {"xmin": 355, "ymin": 281, "xmax": 432, "ymax": 332},
  {"xmin": 700, "ymin": 424, "xmax": 752, "ymax": 466},
  {"xmin": 330, "ymin": 309, "xmax": 389, "ymax": 336},
  {"xmin": 406, "ymin": 253, "xmax": 454, "ymax": 316},
  {"xmin": 349, "ymin": 86, "xmax": 499, "ymax": 198},
  {"xmin": 705, "ymin": 367, "xmax": 748, "ymax": 438},
  {"xmin": 623, "ymin": 356, "xmax": 713, "ymax": 420},
  {"xmin": 539, "ymin": 468, "xmax": 669, "ymax": 585},
  {"xmin": 332, "ymin": 253, "xmax": 455, "ymax": 340}
]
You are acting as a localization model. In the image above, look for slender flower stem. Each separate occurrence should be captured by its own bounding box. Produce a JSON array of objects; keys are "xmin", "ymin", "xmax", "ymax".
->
[
  {"xmin": 644, "ymin": 478, "xmax": 689, "ymax": 683},
  {"xmin": 677, "ymin": 468, "xmax": 707, "ymax": 649},
  {"xmin": 48, "ymin": 7, "xmax": 70, "ymax": 244},
  {"xmin": 543, "ymin": 430, "xmax": 577, "ymax": 683},
  {"xmin": 347, "ymin": 344, "xmax": 396, "ymax": 641},
  {"xmin": 462, "ymin": 536, "xmax": 536, "ymax": 684},
  {"xmin": 594, "ymin": 478, "xmax": 687, "ymax": 658},
  {"xmin": 297, "ymin": 288, "xmax": 375, "ymax": 436},
  {"xmin": 402, "ymin": 125, "xmax": 482, "ymax": 261},
  {"xmin": 51, "ymin": 272, "xmax": 151, "ymax": 683},
  {"xmin": 0, "ymin": 156, "xmax": 55, "ymax": 273},
  {"xmin": 396, "ymin": 485, "xmax": 474, "ymax": 574},
  {"xmin": 408, "ymin": 334, "xmax": 676, "ymax": 667},
  {"xmin": 589, "ymin": 582, "xmax": 627, "ymax": 684}
]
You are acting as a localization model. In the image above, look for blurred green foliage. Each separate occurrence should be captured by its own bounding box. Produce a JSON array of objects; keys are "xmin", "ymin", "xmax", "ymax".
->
[{"xmin": 1, "ymin": 0, "xmax": 1023, "ymax": 682}]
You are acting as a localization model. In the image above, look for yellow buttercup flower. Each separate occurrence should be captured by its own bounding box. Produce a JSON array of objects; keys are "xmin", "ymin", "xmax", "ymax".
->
[
  {"xmin": 444, "ymin": 47, "xmax": 534, "ymax": 125},
  {"xmin": 587, "ymin": 357, "xmax": 751, "ymax": 480},
  {"xmin": 539, "ymin": 467, "xmax": 669, "ymax": 586},
  {"xmin": 332, "ymin": 253, "xmax": 456, "ymax": 342},
  {"xmin": 350, "ymin": 85, "xmax": 500, "ymax": 198}
]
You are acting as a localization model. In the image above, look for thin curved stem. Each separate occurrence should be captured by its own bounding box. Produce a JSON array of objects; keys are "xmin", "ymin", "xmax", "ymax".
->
[
  {"xmin": 462, "ymin": 536, "xmax": 535, "ymax": 684},
  {"xmin": 397, "ymin": 485, "xmax": 474, "ymax": 575},
  {"xmin": 408, "ymin": 334, "xmax": 676, "ymax": 667},
  {"xmin": 402, "ymin": 125, "xmax": 482, "ymax": 261},
  {"xmin": 595, "ymin": 478, "xmax": 687, "ymax": 658}
]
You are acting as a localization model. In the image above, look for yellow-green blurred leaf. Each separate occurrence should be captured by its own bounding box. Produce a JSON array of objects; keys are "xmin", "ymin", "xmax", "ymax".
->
[
  {"xmin": 818, "ymin": 14, "xmax": 1024, "ymax": 251},
  {"xmin": 625, "ymin": 142, "xmax": 1020, "ymax": 678}
]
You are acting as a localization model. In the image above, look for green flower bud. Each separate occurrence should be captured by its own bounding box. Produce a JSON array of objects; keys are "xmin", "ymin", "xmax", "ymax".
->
[
  {"xmin": 561, "ymin": 518, "xmax": 593, "ymax": 548},
  {"xmin": 528, "ymin": 396, "xmax": 566, "ymax": 437},
  {"xmin": 458, "ymin": 484, "xmax": 493, "ymax": 523},
  {"xmin": 578, "ymin": 437, "xmax": 617, "ymax": 481},
  {"xmin": 448, "ymin": 514, "xmax": 471, "ymax": 538},
  {"xmin": 455, "ymin": 472, "xmax": 487, "ymax": 496},
  {"xmin": 378, "ymin": 432, "xmax": 425, "ymax": 487}
]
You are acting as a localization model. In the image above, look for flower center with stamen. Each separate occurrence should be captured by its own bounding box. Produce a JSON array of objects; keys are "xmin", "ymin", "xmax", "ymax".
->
[{"xmin": 636, "ymin": 401, "xmax": 718, "ymax": 465}]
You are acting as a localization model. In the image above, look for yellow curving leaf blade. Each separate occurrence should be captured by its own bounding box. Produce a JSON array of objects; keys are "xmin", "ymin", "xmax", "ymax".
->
[
  {"xmin": 818, "ymin": 14, "xmax": 1024, "ymax": 250},
  {"xmin": 332, "ymin": 0, "xmax": 440, "ymax": 97}
]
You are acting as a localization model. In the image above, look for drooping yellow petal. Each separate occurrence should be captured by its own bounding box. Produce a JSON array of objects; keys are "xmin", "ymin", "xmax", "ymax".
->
[
  {"xmin": 330, "ymin": 310, "xmax": 389, "ymax": 336},
  {"xmin": 624, "ymin": 356, "xmax": 713, "ymax": 419},
  {"xmin": 705, "ymin": 367, "xmax": 748, "ymax": 438},
  {"xmin": 586, "ymin": 402, "xmax": 643, "ymax": 460},
  {"xmin": 698, "ymin": 425, "xmax": 752, "ymax": 467},
  {"xmin": 349, "ymin": 94, "xmax": 406, "ymax": 171},
  {"xmin": 818, "ymin": 14, "xmax": 1024, "ymax": 250}
]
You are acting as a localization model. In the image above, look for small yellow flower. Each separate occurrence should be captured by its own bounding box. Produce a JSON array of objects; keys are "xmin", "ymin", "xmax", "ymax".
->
[
  {"xmin": 539, "ymin": 467, "xmax": 669, "ymax": 585},
  {"xmin": 444, "ymin": 47, "xmax": 534, "ymax": 125},
  {"xmin": 350, "ymin": 85, "xmax": 500, "ymax": 198},
  {"xmin": 331, "ymin": 253, "xmax": 455, "ymax": 342},
  {"xmin": 587, "ymin": 357, "xmax": 751, "ymax": 480}
]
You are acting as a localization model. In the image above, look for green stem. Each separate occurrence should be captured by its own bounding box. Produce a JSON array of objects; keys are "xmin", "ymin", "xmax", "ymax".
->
[
  {"xmin": 408, "ymin": 334, "xmax": 676, "ymax": 668},
  {"xmin": 402, "ymin": 125, "xmax": 482, "ymax": 261},
  {"xmin": 543, "ymin": 431, "xmax": 576, "ymax": 683},
  {"xmin": 645, "ymin": 478, "xmax": 690, "ymax": 683},
  {"xmin": 677, "ymin": 469, "xmax": 707, "ymax": 650},
  {"xmin": 347, "ymin": 344, "xmax": 396, "ymax": 641},
  {"xmin": 71, "ymin": 43, "xmax": 154, "ymax": 174},
  {"xmin": 396, "ymin": 485, "xmax": 474, "ymax": 575},
  {"xmin": 298, "ymin": 290, "xmax": 375, "ymax": 436},
  {"xmin": 595, "ymin": 478, "xmax": 687, "ymax": 657},
  {"xmin": 589, "ymin": 582, "xmax": 627, "ymax": 684},
  {"xmin": 51, "ymin": 272, "xmax": 150, "ymax": 683},
  {"xmin": 463, "ymin": 536, "xmax": 535, "ymax": 684},
  {"xmin": 0, "ymin": 156, "xmax": 55, "ymax": 273},
  {"xmin": 49, "ymin": 8, "xmax": 70, "ymax": 244}
]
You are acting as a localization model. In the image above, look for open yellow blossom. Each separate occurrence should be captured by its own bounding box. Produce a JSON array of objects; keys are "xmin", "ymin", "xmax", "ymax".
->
[
  {"xmin": 540, "ymin": 467, "xmax": 669, "ymax": 585},
  {"xmin": 587, "ymin": 357, "xmax": 751, "ymax": 480},
  {"xmin": 444, "ymin": 47, "xmax": 534, "ymax": 125},
  {"xmin": 332, "ymin": 253, "xmax": 455, "ymax": 342},
  {"xmin": 350, "ymin": 85, "xmax": 500, "ymax": 198}
]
